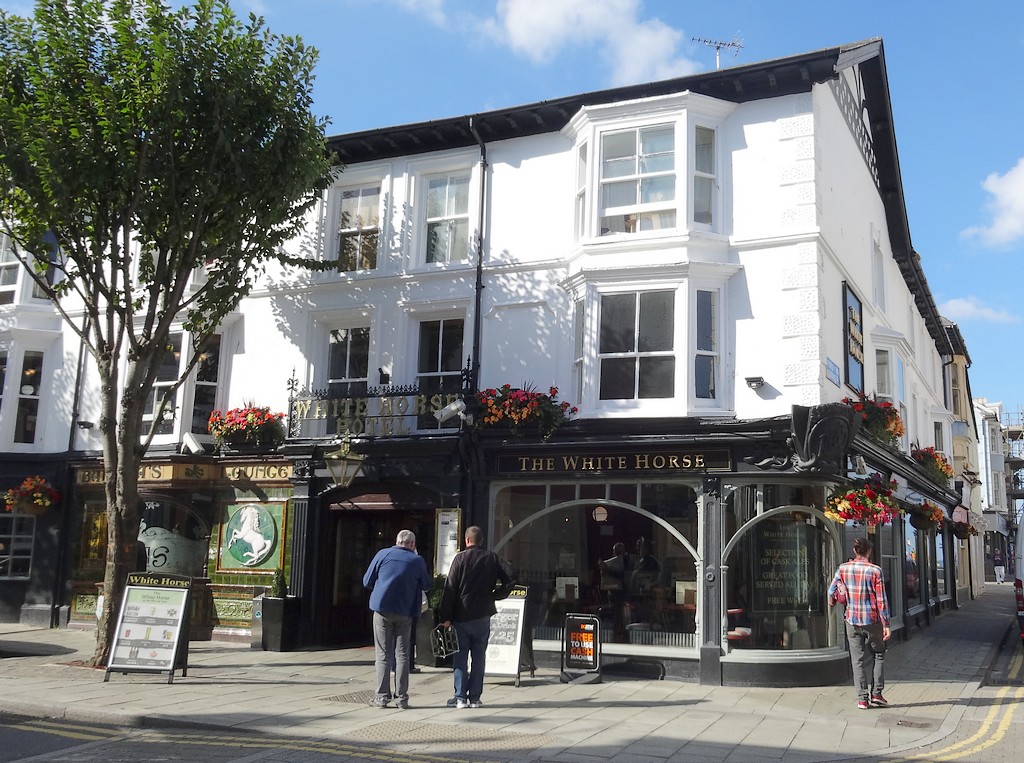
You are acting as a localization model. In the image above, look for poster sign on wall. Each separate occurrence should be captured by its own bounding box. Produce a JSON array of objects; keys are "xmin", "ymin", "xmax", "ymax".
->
[
  {"xmin": 105, "ymin": 572, "xmax": 191, "ymax": 684},
  {"xmin": 434, "ymin": 509, "xmax": 461, "ymax": 577},
  {"xmin": 217, "ymin": 502, "xmax": 284, "ymax": 572},
  {"xmin": 485, "ymin": 586, "xmax": 528, "ymax": 684}
]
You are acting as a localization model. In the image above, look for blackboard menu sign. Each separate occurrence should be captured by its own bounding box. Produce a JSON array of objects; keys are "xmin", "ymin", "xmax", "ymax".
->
[
  {"xmin": 750, "ymin": 520, "xmax": 819, "ymax": 616},
  {"xmin": 486, "ymin": 585, "xmax": 527, "ymax": 679},
  {"xmin": 105, "ymin": 572, "xmax": 191, "ymax": 684}
]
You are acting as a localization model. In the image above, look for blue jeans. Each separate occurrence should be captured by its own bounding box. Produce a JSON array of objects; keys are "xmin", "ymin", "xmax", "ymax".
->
[{"xmin": 453, "ymin": 616, "xmax": 491, "ymax": 702}]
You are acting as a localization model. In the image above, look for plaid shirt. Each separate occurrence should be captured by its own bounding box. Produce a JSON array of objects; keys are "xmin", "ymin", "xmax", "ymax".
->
[{"xmin": 829, "ymin": 558, "xmax": 890, "ymax": 627}]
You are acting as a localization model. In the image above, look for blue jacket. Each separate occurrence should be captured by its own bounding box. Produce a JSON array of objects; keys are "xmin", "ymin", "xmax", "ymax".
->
[{"xmin": 362, "ymin": 545, "xmax": 431, "ymax": 618}]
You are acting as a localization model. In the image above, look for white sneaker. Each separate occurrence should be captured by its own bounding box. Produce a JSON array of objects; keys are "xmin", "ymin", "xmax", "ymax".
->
[
  {"xmin": 469, "ymin": 700, "xmax": 483, "ymax": 708},
  {"xmin": 456, "ymin": 698, "xmax": 469, "ymax": 709}
]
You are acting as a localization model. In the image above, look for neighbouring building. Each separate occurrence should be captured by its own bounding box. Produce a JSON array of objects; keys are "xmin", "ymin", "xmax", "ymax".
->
[{"xmin": 1, "ymin": 39, "xmax": 980, "ymax": 686}]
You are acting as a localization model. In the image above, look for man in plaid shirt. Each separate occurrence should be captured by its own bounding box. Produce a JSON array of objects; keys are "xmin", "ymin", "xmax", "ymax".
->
[{"xmin": 829, "ymin": 537, "xmax": 891, "ymax": 710}]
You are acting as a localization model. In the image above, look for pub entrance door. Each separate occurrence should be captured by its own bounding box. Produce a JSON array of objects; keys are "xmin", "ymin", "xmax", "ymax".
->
[{"xmin": 320, "ymin": 507, "xmax": 437, "ymax": 646}]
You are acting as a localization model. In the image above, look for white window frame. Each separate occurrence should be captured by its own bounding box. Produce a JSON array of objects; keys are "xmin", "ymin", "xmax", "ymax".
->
[
  {"xmin": 871, "ymin": 226, "xmax": 886, "ymax": 311},
  {"xmin": 598, "ymin": 123, "xmax": 677, "ymax": 236},
  {"xmin": 575, "ymin": 142, "xmax": 589, "ymax": 242},
  {"xmin": 691, "ymin": 125, "xmax": 717, "ymax": 228},
  {"xmin": 413, "ymin": 313, "xmax": 466, "ymax": 431},
  {"xmin": 0, "ymin": 233, "xmax": 20, "ymax": 305},
  {"xmin": 423, "ymin": 171, "xmax": 471, "ymax": 265},
  {"xmin": 596, "ymin": 288, "xmax": 677, "ymax": 401},
  {"xmin": 407, "ymin": 152, "xmax": 478, "ymax": 271},
  {"xmin": 336, "ymin": 183, "xmax": 382, "ymax": 272},
  {"xmin": 693, "ymin": 288, "xmax": 719, "ymax": 402}
]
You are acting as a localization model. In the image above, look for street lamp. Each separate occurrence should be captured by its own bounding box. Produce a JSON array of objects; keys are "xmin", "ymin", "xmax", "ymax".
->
[{"xmin": 323, "ymin": 437, "xmax": 365, "ymax": 489}]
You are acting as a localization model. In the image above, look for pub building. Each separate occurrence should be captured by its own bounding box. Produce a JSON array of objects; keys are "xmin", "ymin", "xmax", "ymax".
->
[{"xmin": 4, "ymin": 40, "xmax": 977, "ymax": 688}]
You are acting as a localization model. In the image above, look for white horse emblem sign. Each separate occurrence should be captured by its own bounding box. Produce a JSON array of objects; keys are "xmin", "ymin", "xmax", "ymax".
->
[{"xmin": 224, "ymin": 504, "xmax": 277, "ymax": 567}]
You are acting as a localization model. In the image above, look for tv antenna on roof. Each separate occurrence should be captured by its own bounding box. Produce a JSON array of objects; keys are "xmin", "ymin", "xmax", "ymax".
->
[{"xmin": 692, "ymin": 34, "xmax": 744, "ymax": 70}]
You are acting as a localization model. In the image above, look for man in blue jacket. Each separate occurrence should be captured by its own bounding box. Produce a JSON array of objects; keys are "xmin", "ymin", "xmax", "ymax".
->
[
  {"xmin": 363, "ymin": 529, "xmax": 431, "ymax": 708},
  {"xmin": 439, "ymin": 526, "xmax": 515, "ymax": 709}
]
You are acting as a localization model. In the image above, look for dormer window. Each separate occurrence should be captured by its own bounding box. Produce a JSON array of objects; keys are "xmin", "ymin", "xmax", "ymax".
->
[{"xmin": 599, "ymin": 125, "xmax": 676, "ymax": 235}]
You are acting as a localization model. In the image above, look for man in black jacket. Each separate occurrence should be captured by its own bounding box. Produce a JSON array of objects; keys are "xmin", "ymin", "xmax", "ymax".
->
[{"xmin": 438, "ymin": 526, "xmax": 514, "ymax": 709}]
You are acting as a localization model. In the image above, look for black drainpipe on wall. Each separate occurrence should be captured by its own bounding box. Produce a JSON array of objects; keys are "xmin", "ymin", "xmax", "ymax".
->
[{"xmin": 468, "ymin": 117, "xmax": 487, "ymax": 393}]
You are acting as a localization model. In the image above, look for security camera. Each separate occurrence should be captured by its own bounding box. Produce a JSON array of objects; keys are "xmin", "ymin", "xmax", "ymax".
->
[
  {"xmin": 182, "ymin": 432, "xmax": 207, "ymax": 455},
  {"xmin": 434, "ymin": 399, "xmax": 469, "ymax": 424}
]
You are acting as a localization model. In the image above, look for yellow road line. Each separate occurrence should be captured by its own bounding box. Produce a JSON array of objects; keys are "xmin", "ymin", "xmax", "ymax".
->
[
  {"xmin": 8, "ymin": 722, "xmax": 117, "ymax": 742},
  {"xmin": 899, "ymin": 684, "xmax": 1024, "ymax": 762}
]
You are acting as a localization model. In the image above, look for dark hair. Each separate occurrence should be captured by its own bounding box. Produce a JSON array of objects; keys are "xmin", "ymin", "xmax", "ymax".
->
[{"xmin": 853, "ymin": 537, "xmax": 873, "ymax": 556}]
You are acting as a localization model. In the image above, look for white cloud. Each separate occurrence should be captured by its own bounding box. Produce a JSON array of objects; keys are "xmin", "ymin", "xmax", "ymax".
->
[
  {"xmin": 939, "ymin": 297, "xmax": 1018, "ymax": 324},
  {"xmin": 961, "ymin": 156, "xmax": 1024, "ymax": 247},
  {"xmin": 484, "ymin": 0, "xmax": 700, "ymax": 85},
  {"xmin": 393, "ymin": 0, "xmax": 447, "ymax": 26}
]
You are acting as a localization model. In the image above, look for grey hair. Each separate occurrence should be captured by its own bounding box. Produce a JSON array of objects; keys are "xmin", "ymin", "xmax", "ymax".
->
[{"xmin": 396, "ymin": 529, "xmax": 416, "ymax": 547}]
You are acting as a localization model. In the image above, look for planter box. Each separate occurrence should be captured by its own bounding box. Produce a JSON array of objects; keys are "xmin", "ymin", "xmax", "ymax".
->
[{"xmin": 260, "ymin": 596, "xmax": 300, "ymax": 651}]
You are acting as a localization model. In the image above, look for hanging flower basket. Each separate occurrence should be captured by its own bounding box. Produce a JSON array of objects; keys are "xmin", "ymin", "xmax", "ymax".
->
[
  {"xmin": 208, "ymin": 404, "xmax": 287, "ymax": 450},
  {"xmin": 842, "ymin": 394, "xmax": 904, "ymax": 449},
  {"xmin": 910, "ymin": 446, "xmax": 953, "ymax": 488},
  {"xmin": 475, "ymin": 384, "xmax": 578, "ymax": 441},
  {"xmin": 908, "ymin": 500, "xmax": 944, "ymax": 531},
  {"xmin": 3, "ymin": 475, "xmax": 60, "ymax": 516},
  {"xmin": 951, "ymin": 522, "xmax": 971, "ymax": 540},
  {"xmin": 824, "ymin": 473, "xmax": 901, "ymax": 527}
]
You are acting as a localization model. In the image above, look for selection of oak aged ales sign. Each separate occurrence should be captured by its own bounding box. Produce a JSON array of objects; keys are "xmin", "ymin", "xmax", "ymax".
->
[
  {"xmin": 105, "ymin": 572, "xmax": 192, "ymax": 684},
  {"xmin": 485, "ymin": 585, "xmax": 528, "ymax": 681}
]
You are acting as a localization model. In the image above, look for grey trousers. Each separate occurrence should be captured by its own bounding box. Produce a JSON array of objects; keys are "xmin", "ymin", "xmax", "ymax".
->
[
  {"xmin": 373, "ymin": 611, "xmax": 412, "ymax": 701},
  {"xmin": 846, "ymin": 621, "xmax": 886, "ymax": 700}
]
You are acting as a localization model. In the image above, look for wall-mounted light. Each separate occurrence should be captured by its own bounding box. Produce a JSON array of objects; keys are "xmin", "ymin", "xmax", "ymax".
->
[
  {"xmin": 745, "ymin": 376, "xmax": 765, "ymax": 389},
  {"xmin": 76, "ymin": 420, "xmax": 94, "ymax": 429},
  {"xmin": 323, "ymin": 437, "xmax": 365, "ymax": 489}
]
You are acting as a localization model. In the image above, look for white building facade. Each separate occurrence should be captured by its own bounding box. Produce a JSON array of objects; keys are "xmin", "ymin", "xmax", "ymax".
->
[{"xmin": 1, "ymin": 39, "xmax": 970, "ymax": 686}]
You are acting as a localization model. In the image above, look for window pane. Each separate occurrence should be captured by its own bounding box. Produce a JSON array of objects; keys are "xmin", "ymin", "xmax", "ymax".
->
[
  {"xmin": 696, "ymin": 291, "xmax": 715, "ymax": 352},
  {"xmin": 600, "ymin": 294, "xmax": 636, "ymax": 353},
  {"xmin": 448, "ymin": 175, "xmax": 470, "ymax": 215},
  {"xmin": 449, "ymin": 219, "xmax": 469, "ymax": 261},
  {"xmin": 426, "ymin": 177, "xmax": 448, "ymax": 218},
  {"xmin": 600, "ymin": 358, "xmax": 636, "ymax": 399},
  {"xmin": 191, "ymin": 385, "xmax": 217, "ymax": 432},
  {"xmin": 440, "ymin": 320, "xmax": 465, "ymax": 371},
  {"xmin": 876, "ymin": 350, "xmax": 890, "ymax": 396},
  {"xmin": 349, "ymin": 327, "xmax": 370, "ymax": 378},
  {"xmin": 418, "ymin": 322, "xmax": 441, "ymax": 373},
  {"xmin": 694, "ymin": 177, "xmax": 713, "ymax": 224},
  {"xmin": 196, "ymin": 336, "xmax": 220, "ymax": 383},
  {"xmin": 603, "ymin": 180, "xmax": 636, "ymax": 209},
  {"xmin": 638, "ymin": 211, "xmax": 676, "ymax": 231},
  {"xmin": 638, "ymin": 291, "xmax": 673, "ymax": 352},
  {"xmin": 156, "ymin": 337, "xmax": 182, "ymax": 382},
  {"xmin": 639, "ymin": 357, "xmax": 675, "ymax": 398},
  {"xmin": 19, "ymin": 350, "xmax": 43, "ymax": 396},
  {"xmin": 426, "ymin": 221, "xmax": 450, "ymax": 263},
  {"xmin": 640, "ymin": 176, "xmax": 675, "ymax": 204},
  {"xmin": 695, "ymin": 127, "xmax": 714, "ymax": 174},
  {"xmin": 14, "ymin": 397, "xmax": 38, "ymax": 443},
  {"xmin": 640, "ymin": 126, "xmax": 674, "ymax": 172},
  {"xmin": 601, "ymin": 132, "xmax": 636, "ymax": 178},
  {"xmin": 695, "ymin": 355, "xmax": 716, "ymax": 399}
]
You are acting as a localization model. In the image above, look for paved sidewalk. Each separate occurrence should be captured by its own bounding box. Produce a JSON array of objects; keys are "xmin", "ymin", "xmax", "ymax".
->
[{"xmin": 0, "ymin": 585, "xmax": 1016, "ymax": 763}]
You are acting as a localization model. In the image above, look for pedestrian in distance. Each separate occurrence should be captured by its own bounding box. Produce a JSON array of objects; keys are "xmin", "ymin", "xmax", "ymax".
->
[
  {"xmin": 993, "ymin": 548, "xmax": 1006, "ymax": 584},
  {"xmin": 438, "ymin": 525, "xmax": 515, "ymax": 709},
  {"xmin": 362, "ymin": 529, "xmax": 431, "ymax": 709},
  {"xmin": 829, "ymin": 536, "xmax": 891, "ymax": 710}
]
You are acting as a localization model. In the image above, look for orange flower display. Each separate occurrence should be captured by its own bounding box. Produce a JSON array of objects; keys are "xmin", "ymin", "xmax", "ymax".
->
[{"xmin": 476, "ymin": 384, "xmax": 578, "ymax": 441}]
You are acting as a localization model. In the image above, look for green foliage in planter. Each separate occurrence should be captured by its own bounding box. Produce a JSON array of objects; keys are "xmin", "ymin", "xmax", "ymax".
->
[
  {"xmin": 428, "ymin": 574, "xmax": 446, "ymax": 611},
  {"xmin": 269, "ymin": 567, "xmax": 288, "ymax": 598}
]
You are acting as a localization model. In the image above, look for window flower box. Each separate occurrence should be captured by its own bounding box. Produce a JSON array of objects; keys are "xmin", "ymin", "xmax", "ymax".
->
[
  {"xmin": 911, "ymin": 446, "xmax": 953, "ymax": 488},
  {"xmin": 208, "ymin": 404, "xmax": 287, "ymax": 450},
  {"xmin": 3, "ymin": 475, "xmax": 60, "ymax": 516},
  {"xmin": 842, "ymin": 394, "xmax": 904, "ymax": 449},
  {"xmin": 476, "ymin": 384, "xmax": 578, "ymax": 441},
  {"xmin": 824, "ymin": 474, "xmax": 900, "ymax": 527}
]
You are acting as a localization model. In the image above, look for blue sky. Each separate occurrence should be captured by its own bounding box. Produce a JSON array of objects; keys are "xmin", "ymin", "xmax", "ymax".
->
[{"xmin": 24, "ymin": 1, "xmax": 1024, "ymax": 414}]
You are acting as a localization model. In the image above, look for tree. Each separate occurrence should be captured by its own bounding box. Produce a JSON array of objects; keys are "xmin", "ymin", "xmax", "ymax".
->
[{"xmin": 0, "ymin": 0, "xmax": 335, "ymax": 663}]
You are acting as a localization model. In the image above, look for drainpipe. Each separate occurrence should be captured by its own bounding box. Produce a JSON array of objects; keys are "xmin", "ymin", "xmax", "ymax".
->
[{"xmin": 468, "ymin": 117, "xmax": 487, "ymax": 393}]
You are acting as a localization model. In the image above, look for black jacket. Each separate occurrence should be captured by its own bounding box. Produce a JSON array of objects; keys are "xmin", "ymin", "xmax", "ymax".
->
[{"xmin": 438, "ymin": 546, "xmax": 515, "ymax": 623}]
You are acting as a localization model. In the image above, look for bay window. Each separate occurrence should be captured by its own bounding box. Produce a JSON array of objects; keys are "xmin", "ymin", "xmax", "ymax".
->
[
  {"xmin": 599, "ymin": 126, "xmax": 676, "ymax": 235},
  {"xmin": 599, "ymin": 291, "xmax": 675, "ymax": 400},
  {"xmin": 693, "ymin": 126, "xmax": 715, "ymax": 225},
  {"xmin": 15, "ymin": 350, "xmax": 44, "ymax": 443},
  {"xmin": 694, "ymin": 289, "xmax": 718, "ymax": 399}
]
